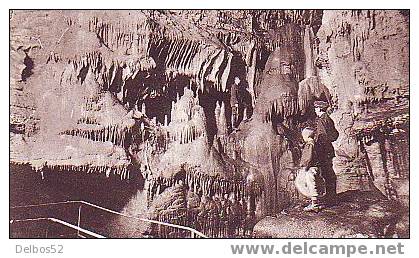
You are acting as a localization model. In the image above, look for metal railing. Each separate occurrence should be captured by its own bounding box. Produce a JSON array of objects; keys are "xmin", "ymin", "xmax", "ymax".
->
[
  {"xmin": 10, "ymin": 200, "xmax": 207, "ymax": 238},
  {"xmin": 10, "ymin": 217, "xmax": 105, "ymax": 238}
]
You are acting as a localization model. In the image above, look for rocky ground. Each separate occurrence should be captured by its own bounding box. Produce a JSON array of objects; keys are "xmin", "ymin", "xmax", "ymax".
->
[{"xmin": 253, "ymin": 190, "xmax": 408, "ymax": 238}]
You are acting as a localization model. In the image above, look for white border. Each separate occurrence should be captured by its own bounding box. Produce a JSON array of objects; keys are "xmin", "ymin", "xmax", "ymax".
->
[{"xmin": 2, "ymin": 1, "xmax": 417, "ymax": 257}]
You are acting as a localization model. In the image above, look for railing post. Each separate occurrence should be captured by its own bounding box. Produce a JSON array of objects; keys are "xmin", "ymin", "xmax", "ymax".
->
[
  {"xmin": 77, "ymin": 204, "xmax": 82, "ymax": 238},
  {"xmin": 11, "ymin": 200, "xmax": 207, "ymax": 238},
  {"xmin": 45, "ymin": 220, "xmax": 49, "ymax": 238}
]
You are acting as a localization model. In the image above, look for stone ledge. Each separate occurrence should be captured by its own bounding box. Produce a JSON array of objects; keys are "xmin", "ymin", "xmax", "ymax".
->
[{"xmin": 253, "ymin": 190, "xmax": 407, "ymax": 238}]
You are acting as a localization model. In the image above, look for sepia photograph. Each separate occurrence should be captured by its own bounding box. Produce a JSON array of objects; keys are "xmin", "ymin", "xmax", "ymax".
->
[{"xmin": 9, "ymin": 9, "xmax": 409, "ymax": 240}]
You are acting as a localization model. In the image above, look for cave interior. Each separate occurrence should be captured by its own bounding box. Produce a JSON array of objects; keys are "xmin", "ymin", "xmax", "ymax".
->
[{"xmin": 10, "ymin": 10, "xmax": 409, "ymax": 238}]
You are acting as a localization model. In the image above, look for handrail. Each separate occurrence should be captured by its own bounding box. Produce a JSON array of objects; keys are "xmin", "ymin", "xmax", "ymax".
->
[
  {"xmin": 10, "ymin": 217, "xmax": 106, "ymax": 238},
  {"xmin": 11, "ymin": 200, "xmax": 207, "ymax": 238}
]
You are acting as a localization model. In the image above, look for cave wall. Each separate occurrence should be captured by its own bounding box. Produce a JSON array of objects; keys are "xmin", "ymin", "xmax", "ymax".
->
[
  {"xmin": 317, "ymin": 10, "xmax": 408, "ymax": 154},
  {"xmin": 10, "ymin": 10, "xmax": 409, "ymax": 233},
  {"xmin": 316, "ymin": 10, "xmax": 409, "ymax": 198}
]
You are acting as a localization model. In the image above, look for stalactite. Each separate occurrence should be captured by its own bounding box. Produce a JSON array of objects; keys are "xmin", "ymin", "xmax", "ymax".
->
[
  {"xmin": 303, "ymin": 25, "xmax": 316, "ymax": 78},
  {"xmin": 61, "ymin": 122, "xmax": 136, "ymax": 147},
  {"xmin": 298, "ymin": 76, "xmax": 332, "ymax": 115}
]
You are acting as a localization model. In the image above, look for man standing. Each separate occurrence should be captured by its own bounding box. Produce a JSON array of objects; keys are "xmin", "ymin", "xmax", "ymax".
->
[{"xmin": 313, "ymin": 101, "xmax": 339, "ymax": 205}]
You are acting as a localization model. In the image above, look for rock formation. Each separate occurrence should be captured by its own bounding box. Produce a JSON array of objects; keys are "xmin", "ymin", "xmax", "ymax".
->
[{"xmin": 10, "ymin": 10, "xmax": 409, "ymax": 238}]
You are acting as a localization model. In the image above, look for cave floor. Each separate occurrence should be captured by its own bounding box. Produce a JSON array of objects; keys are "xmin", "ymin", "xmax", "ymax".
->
[{"xmin": 253, "ymin": 189, "xmax": 408, "ymax": 238}]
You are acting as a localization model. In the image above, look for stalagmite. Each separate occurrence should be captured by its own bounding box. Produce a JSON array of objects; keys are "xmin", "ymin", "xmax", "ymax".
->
[{"xmin": 218, "ymin": 102, "xmax": 228, "ymax": 136}]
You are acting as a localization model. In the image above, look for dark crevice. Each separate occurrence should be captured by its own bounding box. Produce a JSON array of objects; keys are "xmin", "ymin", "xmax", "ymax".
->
[
  {"xmin": 77, "ymin": 65, "xmax": 89, "ymax": 84},
  {"xmin": 20, "ymin": 53, "xmax": 34, "ymax": 82}
]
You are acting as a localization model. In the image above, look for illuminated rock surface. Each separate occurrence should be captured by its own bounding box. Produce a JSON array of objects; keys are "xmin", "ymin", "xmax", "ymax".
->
[{"xmin": 10, "ymin": 10, "xmax": 409, "ymax": 238}]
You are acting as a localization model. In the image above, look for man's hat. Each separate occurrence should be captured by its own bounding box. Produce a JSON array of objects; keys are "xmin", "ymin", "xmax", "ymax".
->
[{"xmin": 313, "ymin": 100, "xmax": 329, "ymax": 109}]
